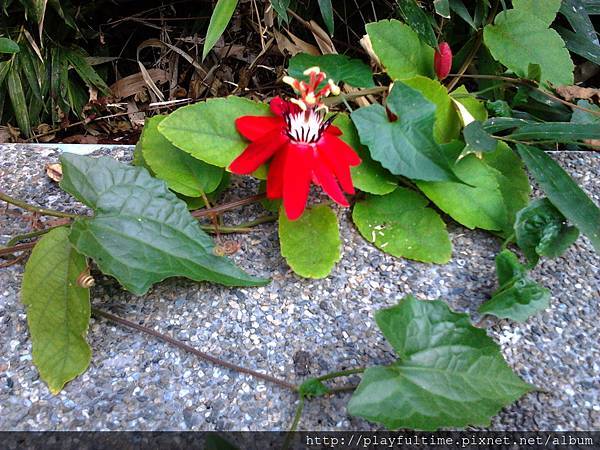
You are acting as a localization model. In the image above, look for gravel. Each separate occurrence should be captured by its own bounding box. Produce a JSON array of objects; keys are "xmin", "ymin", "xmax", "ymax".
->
[{"xmin": 0, "ymin": 144, "xmax": 598, "ymax": 431}]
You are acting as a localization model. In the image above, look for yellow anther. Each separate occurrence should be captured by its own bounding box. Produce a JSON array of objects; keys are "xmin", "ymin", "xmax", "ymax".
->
[
  {"xmin": 303, "ymin": 66, "xmax": 321, "ymax": 76},
  {"xmin": 282, "ymin": 76, "xmax": 297, "ymax": 87},
  {"xmin": 328, "ymin": 79, "xmax": 341, "ymax": 96},
  {"xmin": 290, "ymin": 98, "xmax": 307, "ymax": 111},
  {"xmin": 304, "ymin": 92, "xmax": 317, "ymax": 105}
]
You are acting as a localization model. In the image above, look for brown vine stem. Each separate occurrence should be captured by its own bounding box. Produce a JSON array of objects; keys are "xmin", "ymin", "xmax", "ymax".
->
[
  {"xmin": 91, "ymin": 307, "xmax": 298, "ymax": 392},
  {"xmin": 192, "ymin": 193, "xmax": 266, "ymax": 218},
  {"xmin": 0, "ymin": 191, "xmax": 81, "ymax": 219},
  {"xmin": 0, "ymin": 242, "xmax": 37, "ymax": 257}
]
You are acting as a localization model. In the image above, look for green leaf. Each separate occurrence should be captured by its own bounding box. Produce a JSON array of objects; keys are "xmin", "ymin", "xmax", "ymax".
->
[
  {"xmin": 278, "ymin": 205, "xmax": 341, "ymax": 278},
  {"xmin": 348, "ymin": 295, "xmax": 533, "ymax": 430},
  {"xmin": 512, "ymin": 0, "xmax": 561, "ymax": 26},
  {"xmin": 449, "ymin": 0, "xmax": 476, "ymax": 29},
  {"xmin": 434, "ymin": 0, "xmax": 450, "ymax": 17},
  {"xmin": 397, "ymin": 0, "xmax": 438, "ymax": 49},
  {"xmin": 483, "ymin": 7, "xmax": 574, "ymax": 87},
  {"xmin": 516, "ymin": 144, "xmax": 600, "ymax": 252},
  {"xmin": 20, "ymin": 0, "xmax": 47, "ymax": 25},
  {"xmin": 557, "ymin": 26, "xmax": 600, "ymax": 65},
  {"xmin": 479, "ymin": 250, "xmax": 551, "ymax": 322},
  {"xmin": 403, "ymin": 76, "xmax": 461, "ymax": 143},
  {"xmin": 59, "ymin": 154, "xmax": 269, "ymax": 295},
  {"xmin": 7, "ymin": 64, "xmax": 31, "ymax": 137},
  {"xmin": 288, "ymin": 53, "xmax": 374, "ymax": 88},
  {"xmin": 350, "ymin": 82, "xmax": 458, "ymax": 182},
  {"xmin": 299, "ymin": 379, "xmax": 330, "ymax": 398},
  {"xmin": 270, "ymin": 0, "xmax": 290, "ymax": 23},
  {"xmin": 559, "ymin": 0, "xmax": 600, "ymax": 64},
  {"xmin": 508, "ymin": 122, "xmax": 600, "ymax": 142},
  {"xmin": 514, "ymin": 198, "xmax": 580, "ymax": 266},
  {"xmin": 317, "ymin": 0, "xmax": 334, "ymax": 35},
  {"xmin": 0, "ymin": 37, "xmax": 20, "ymax": 54},
  {"xmin": 202, "ymin": 0, "xmax": 239, "ymax": 60},
  {"xmin": 463, "ymin": 121, "xmax": 497, "ymax": 153},
  {"xmin": 64, "ymin": 49, "xmax": 110, "ymax": 95},
  {"xmin": 451, "ymin": 85, "xmax": 488, "ymax": 122},
  {"xmin": 333, "ymin": 114, "xmax": 397, "ymax": 195},
  {"xmin": 140, "ymin": 116, "xmax": 224, "ymax": 197},
  {"xmin": 21, "ymin": 227, "xmax": 91, "ymax": 394},
  {"xmin": 352, "ymin": 188, "xmax": 451, "ymax": 264},
  {"xmin": 417, "ymin": 142, "xmax": 530, "ymax": 235},
  {"xmin": 366, "ymin": 19, "xmax": 434, "ymax": 80},
  {"xmin": 158, "ymin": 96, "xmax": 270, "ymax": 172},
  {"xmin": 571, "ymin": 100, "xmax": 600, "ymax": 124}
]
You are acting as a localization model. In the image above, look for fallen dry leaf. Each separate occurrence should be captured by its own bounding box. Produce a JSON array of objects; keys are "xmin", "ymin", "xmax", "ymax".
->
[
  {"xmin": 62, "ymin": 135, "xmax": 99, "ymax": 144},
  {"xmin": 46, "ymin": 163, "xmax": 63, "ymax": 182},
  {"xmin": 555, "ymin": 85, "xmax": 600, "ymax": 102},
  {"xmin": 110, "ymin": 69, "xmax": 169, "ymax": 99}
]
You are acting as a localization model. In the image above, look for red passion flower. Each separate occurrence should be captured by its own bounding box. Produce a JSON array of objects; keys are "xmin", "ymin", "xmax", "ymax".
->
[
  {"xmin": 434, "ymin": 42, "xmax": 453, "ymax": 80},
  {"xmin": 229, "ymin": 67, "xmax": 361, "ymax": 221}
]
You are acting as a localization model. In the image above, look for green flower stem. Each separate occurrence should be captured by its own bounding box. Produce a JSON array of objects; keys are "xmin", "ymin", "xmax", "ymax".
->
[
  {"xmin": 282, "ymin": 397, "xmax": 305, "ymax": 450},
  {"xmin": 91, "ymin": 307, "xmax": 299, "ymax": 392},
  {"xmin": 0, "ymin": 191, "xmax": 81, "ymax": 219},
  {"xmin": 316, "ymin": 367, "xmax": 366, "ymax": 382}
]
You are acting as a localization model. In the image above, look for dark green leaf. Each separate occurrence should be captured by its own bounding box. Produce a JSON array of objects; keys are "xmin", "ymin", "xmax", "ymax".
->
[
  {"xmin": 397, "ymin": 0, "xmax": 438, "ymax": 49},
  {"xmin": 141, "ymin": 116, "xmax": 224, "ymax": 197},
  {"xmin": 434, "ymin": 0, "xmax": 450, "ymax": 18},
  {"xmin": 560, "ymin": 0, "xmax": 599, "ymax": 46},
  {"xmin": 366, "ymin": 19, "xmax": 434, "ymax": 80},
  {"xmin": 202, "ymin": 0, "xmax": 239, "ymax": 60},
  {"xmin": 299, "ymin": 379, "xmax": 330, "ymax": 398},
  {"xmin": 64, "ymin": 49, "xmax": 110, "ymax": 95},
  {"xmin": 333, "ymin": 114, "xmax": 397, "ymax": 195},
  {"xmin": 60, "ymin": 154, "xmax": 269, "ymax": 295},
  {"xmin": 288, "ymin": 53, "xmax": 374, "ymax": 88},
  {"xmin": 508, "ymin": 122, "xmax": 600, "ymax": 142},
  {"xmin": 317, "ymin": 0, "xmax": 334, "ymax": 35},
  {"xmin": 21, "ymin": 227, "xmax": 91, "ymax": 394},
  {"xmin": 350, "ymin": 82, "xmax": 459, "ymax": 182},
  {"xmin": 516, "ymin": 144, "xmax": 600, "ymax": 252},
  {"xmin": 463, "ymin": 121, "xmax": 497, "ymax": 153},
  {"xmin": 515, "ymin": 198, "xmax": 580, "ymax": 266},
  {"xmin": 449, "ymin": 0, "xmax": 476, "ymax": 29},
  {"xmin": 7, "ymin": 64, "xmax": 31, "ymax": 137},
  {"xmin": 348, "ymin": 295, "xmax": 533, "ymax": 430},
  {"xmin": 571, "ymin": 100, "xmax": 600, "ymax": 124},
  {"xmin": 278, "ymin": 205, "xmax": 341, "ymax": 278},
  {"xmin": 557, "ymin": 26, "xmax": 600, "ymax": 65},
  {"xmin": 352, "ymin": 188, "xmax": 452, "ymax": 264},
  {"xmin": 0, "ymin": 37, "xmax": 20, "ymax": 54},
  {"xmin": 270, "ymin": 0, "xmax": 290, "ymax": 23},
  {"xmin": 486, "ymin": 100, "xmax": 512, "ymax": 118},
  {"xmin": 479, "ymin": 250, "xmax": 551, "ymax": 322},
  {"xmin": 483, "ymin": 117, "xmax": 534, "ymax": 134}
]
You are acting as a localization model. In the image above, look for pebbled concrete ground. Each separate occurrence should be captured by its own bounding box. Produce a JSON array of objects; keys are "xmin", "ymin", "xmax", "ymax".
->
[{"xmin": 0, "ymin": 144, "xmax": 598, "ymax": 431}]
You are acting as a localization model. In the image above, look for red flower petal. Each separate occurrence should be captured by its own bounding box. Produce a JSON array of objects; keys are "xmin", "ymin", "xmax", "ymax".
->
[
  {"xmin": 322, "ymin": 133, "xmax": 361, "ymax": 166},
  {"xmin": 283, "ymin": 143, "xmax": 314, "ymax": 220},
  {"xmin": 313, "ymin": 154, "xmax": 349, "ymax": 207},
  {"xmin": 229, "ymin": 130, "xmax": 288, "ymax": 174},
  {"xmin": 236, "ymin": 115, "xmax": 285, "ymax": 141},
  {"xmin": 269, "ymin": 97, "xmax": 288, "ymax": 116},
  {"xmin": 266, "ymin": 145, "xmax": 288, "ymax": 199},
  {"xmin": 325, "ymin": 125, "xmax": 343, "ymax": 136},
  {"xmin": 434, "ymin": 42, "xmax": 453, "ymax": 80}
]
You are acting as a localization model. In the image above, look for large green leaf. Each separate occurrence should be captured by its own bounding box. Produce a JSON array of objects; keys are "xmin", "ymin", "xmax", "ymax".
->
[
  {"xmin": 403, "ymin": 76, "xmax": 461, "ymax": 143},
  {"xmin": 417, "ymin": 142, "xmax": 530, "ymax": 235},
  {"xmin": 278, "ymin": 205, "xmax": 341, "ymax": 278},
  {"xmin": 350, "ymin": 82, "xmax": 458, "ymax": 182},
  {"xmin": 366, "ymin": 19, "xmax": 434, "ymax": 80},
  {"xmin": 334, "ymin": 114, "xmax": 397, "ymax": 195},
  {"xmin": 141, "ymin": 116, "xmax": 224, "ymax": 197},
  {"xmin": 516, "ymin": 144, "xmax": 600, "ymax": 252},
  {"xmin": 7, "ymin": 65, "xmax": 31, "ymax": 137},
  {"xmin": 60, "ymin": 154, "xmax": 269, "ymax": 295},
  {"xmin": 558, "ymin": 0, "xmax": 600, "ymax": 64},
  {"xmin": 288, "ymin": 53, "xmax": 374, "ymax": 88},
  {"xmin": 348, "ymin": 295, "xmax": 533, "ymax": 430},
  {"xmin": 64, "ymin": 48, "xmax": 110, "ymax": 95},
  {"xmin": 317, "ymin": 0, "xmax": 334, "ymax": 35},
  {"xmin": 158, "ymin": 96, "xmax": 270, "ymax": 171},
  {"xmin": 352, "ymin": 188, "xmax": 451, "ymax": 264},
  {"xmin": 483, "ymin": 7, "xmax": 574, "ymax": 87},
  {"xmin": 515, "ymin": 198, "xmax": 580, "ymax": 266},
  {"xmin": 0, "ymin": 37, "xmax": 20, "ymax": 54},
  {"xmin": 508, "ymin": 122, "xmax": 600, "ymax": 142},
  {"xmin": 479, "ymin": 250, "xmax": 551, "ymax": 322},
  {"xmin": 21, "ymin": 227, "xmax": 91, "ymax": 394},
  {"xmin": 512, "ymin": 0, "xmax": 561, "ymax": 26},
  {"xmin": 202, "ymin": 0, "xmax": 239, "ymax": 60}
]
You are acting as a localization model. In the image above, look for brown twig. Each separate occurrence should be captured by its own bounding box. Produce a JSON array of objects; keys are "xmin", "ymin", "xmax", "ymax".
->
[
  {"xmin": 0, "ymin": 191, "xmax": 80, "ymax": 219},
  {"xmin": 91, "ymin": 307, "xmax": 298, "ymax": 392},
  {"xmin": 0, "ymin": 242, "xmax": 37, "ymax": 257},
  {"xmin": 192, "ymin": 193, "xmax": 266, "ymax": 218}
]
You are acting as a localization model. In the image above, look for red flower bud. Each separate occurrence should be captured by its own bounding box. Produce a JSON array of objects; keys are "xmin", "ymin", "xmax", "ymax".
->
[{"xmin": 434, "ymin": 42, "xmax": 452, "ymax": 80}]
